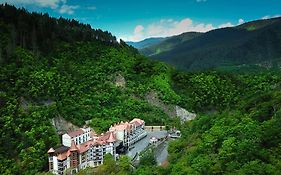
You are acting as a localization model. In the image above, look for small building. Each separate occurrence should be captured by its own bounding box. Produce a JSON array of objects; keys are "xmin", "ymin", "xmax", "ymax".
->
[{"xmin": 149, "ymin": 136, "xmax": 158, "ymax": 144}]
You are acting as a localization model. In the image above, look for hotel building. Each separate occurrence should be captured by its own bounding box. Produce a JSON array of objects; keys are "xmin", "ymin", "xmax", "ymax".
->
[{"xmin": 47, "ymin": 118, "xmax": 146, "ymax": 175}]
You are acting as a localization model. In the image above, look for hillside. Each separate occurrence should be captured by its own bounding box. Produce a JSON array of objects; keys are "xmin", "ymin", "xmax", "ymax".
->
[
  {"xmin": 140, "ymin": 32, "xmax": 202, "ymax": 56},
  {"xmin": 141, "ymin": 17, "xmax": 281, "ymax": 70},
  {"xmin": 126, "ymin": 37, "xmax": 165, "ymax": 49},
  {"xmin": 0, "ymin": 4, "xmax": 181, "ymax": 174},
  {"xmin": 2, "ymin": 4, "xmax": 281, "ymax": 175}
]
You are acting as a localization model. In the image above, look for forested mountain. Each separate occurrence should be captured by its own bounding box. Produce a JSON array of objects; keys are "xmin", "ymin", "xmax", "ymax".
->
[
  {"xmin": 0, "ymin": 4, "xmax": 175, "ymax": 174},
  {"xmin": 140, "ymin": 32, "xmax": 202, "ymax": 56},
  {"xmin": 1, "ymin": 4, "xmax": 281, "ymax": 175},
  {"xmin": 141, "ymin": 17, "xmax": 281, "ymax": 70},
  {"xmin": 126, "ymin": 37, "xmax": 165, "ymax": 49}
]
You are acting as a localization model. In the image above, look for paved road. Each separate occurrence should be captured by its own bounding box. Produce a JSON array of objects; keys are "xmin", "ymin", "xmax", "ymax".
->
[{"xmin": 127, "ymin": 131, "xmax": 168, "ymax": 164}]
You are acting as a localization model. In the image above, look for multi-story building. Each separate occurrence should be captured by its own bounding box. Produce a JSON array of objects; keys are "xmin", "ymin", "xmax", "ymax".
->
[
  {"xmin": 47, "ymin": 118, "xmax": 147, "ymax": 175},
  {"xmin": 109, "ymin": 118, "xmax": 147, "ymax": 148},
  {"xmin": 62, "ymin": 127, "xmax": 91, "ymax": 147},
  {"xmin": 129, "ymin": 118, "xmax": 147, "ymax": 145}
]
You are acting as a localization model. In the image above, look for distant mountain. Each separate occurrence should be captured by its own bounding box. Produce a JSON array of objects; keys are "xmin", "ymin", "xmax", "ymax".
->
[
  {"xmin": 237, "ymin": 17, "xmax": 281, "ymax": 31},
  {"xmin": 140, "ymin": 32, "xmax": 202, "ymax": 56},
  {"xmin": 141, "ymin": 17, "xmax": 281, "ymax": 70},
  {"xmin": 126, "ymin": 37, "xmax": 165, "ymax": 49}
]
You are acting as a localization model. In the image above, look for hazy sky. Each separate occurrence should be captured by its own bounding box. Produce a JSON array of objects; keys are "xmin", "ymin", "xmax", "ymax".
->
[{"xmin": 1, "ymin": 0, "xmax": 281, "ymax": 41}]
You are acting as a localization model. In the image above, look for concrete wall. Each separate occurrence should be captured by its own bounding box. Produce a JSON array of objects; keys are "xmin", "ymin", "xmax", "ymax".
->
[
  {"xmin": 144, "ymin": 126, "xmax": 166, "ymax": 132},
  {"xmin": 62, "ymin": 134, "xmax": 72, "ymax": 147}
]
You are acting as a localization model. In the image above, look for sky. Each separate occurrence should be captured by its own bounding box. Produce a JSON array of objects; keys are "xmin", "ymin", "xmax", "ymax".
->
[{"xmin": 1, "ymin": 0, "xmax": 281, "ymax": 41}]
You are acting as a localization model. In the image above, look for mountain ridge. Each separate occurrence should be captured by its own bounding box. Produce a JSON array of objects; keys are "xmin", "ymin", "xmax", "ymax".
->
[
  {"xmin": 126, "ymin": 37, "xmax": 165, "ymax": 49},
  {"xmin": 2, "ymin": 4, "xmax": 281, "ymax": 175},
  {"xmin": 139, "ymin": 17, "xmax": 281, "ymax": 70}
]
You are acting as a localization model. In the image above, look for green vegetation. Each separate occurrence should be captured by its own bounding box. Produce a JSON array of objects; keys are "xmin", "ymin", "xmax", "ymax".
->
[
  {"xmin": 1, "ymin": 4, "xmax": 281, "ymax": 175},
  {"xmin": 140, "ymin": 32, "xmax": 202, "ymax": 56},
  {"xmin": 77, "ymin": 155, "xmax": 133, "ymax": 175},
  {"xmin": 0, "ymin": 4, "xmax": 176, "ymax": 174},
  {"xmin": 166, "ymin": 89, "xmax": 281, "ymax": 174},
  {"xmin": 127, "ymin": 37, "xmax": 165, "ymax": 50},
  {"xmin": 131, "ymin": 71, "xmax": 281, "ymax": 175},
  {"xmin": 141, "ymin": 17, "xmax": 281, "ymax": 70}
]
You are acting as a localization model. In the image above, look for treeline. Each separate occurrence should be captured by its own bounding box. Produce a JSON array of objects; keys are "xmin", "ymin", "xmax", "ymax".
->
[
  {"xmin": 1, "ymin": 4, "xmax": 281, "ymax": 175},
  {"xmin": 147, "ymin": 17, "xmax": 281, "ymax": 70},
  {"xmin": 0, "ymin": 5, "xmax": 174, "ymax": 174},
  {"xmin": 172, "ymin": 70, "xmax": 281, "ymax": 112},
  {"xmin": 104, "ymin": 69, "xmax": 281, "ymax": 175},
  {"xmin": 0, "ymin": 4, "xmax": 136, "ymax": 63},
  {"xmin": 167, "ymin": 86, "xmax": 281, "ymax": 174}
]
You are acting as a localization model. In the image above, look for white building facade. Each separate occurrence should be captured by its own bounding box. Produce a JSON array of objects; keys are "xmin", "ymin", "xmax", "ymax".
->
[{"xmin": 48, "ymin": 118, "xmax": 147, "ymax": 175}]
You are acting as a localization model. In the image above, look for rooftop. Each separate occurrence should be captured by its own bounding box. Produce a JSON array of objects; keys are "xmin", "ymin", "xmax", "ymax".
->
[
  {"xmin": 67, "ymin": 129, "xmax": 84, "ymax": 137},
  {"xmin": 97, "ymin": 131, "xmax": 116, "ymax": 143},
  {"xmin": 130, "ymin": 118, "xmax": 144, "ymax": 127},
  {"xmin": 54, "ymin": 145, "xmax": 70, "ymax": 154}
]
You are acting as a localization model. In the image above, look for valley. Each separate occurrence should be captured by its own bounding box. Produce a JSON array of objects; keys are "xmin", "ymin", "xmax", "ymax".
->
[{"xmin": 1, "ymin": 2, "xmax": 281, "ymax": 175}]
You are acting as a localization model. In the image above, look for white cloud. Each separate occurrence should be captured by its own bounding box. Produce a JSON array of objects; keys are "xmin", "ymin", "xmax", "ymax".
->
[
  {"xmin": 261, "ymin": 14, "xmax": 281, "ymax": 20},
  {"xmin": 58, "ymin": 4, "xmax": 79, "ymax": 14},
  {"xmin": 125, "ymin": 25, "xmax": 145, "ymax": 41},
  {"xmin": 262, "ymin": 15, "xmax": 270, "ymax": 20},
  {"xmin": 238, "ymin": 18, "xmax": 245, "ymax": 25},
  {"xmin": 123, "ymin": 18, "xmax": 215, "ymax": 41},
  {"xmin": 122, "ymin": 17, "xmax": 251, "ymax": 41},
  {"xmin": 273, "ymin": 14, "xmax": 281, "ymax": 18},
  {"xmin": 1, "ymin": 0, "xmax": 80, "ymax": 14},
  {"xmin": 135, "ymin": 25, "xmax": 144, "ymax": 33},
  {"xmin": 218, "ymin": 22, "xmax": 234, "ymax": 28},
  {"xmin": 0, "ymin": 0, "xmax": 66, "ymax": 9}
]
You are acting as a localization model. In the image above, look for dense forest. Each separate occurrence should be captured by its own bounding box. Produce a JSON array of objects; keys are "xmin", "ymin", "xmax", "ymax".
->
[
  {"xmin": 140, "ymin": 17, "xmax": 281, "ymax": 70},
  {"xmin": 0, "ymin": 4, "xmax": 179, "ymax": 174},
  {"xmin": 1, "ymin": 4, "xmax": 281, "ymax": 175}
]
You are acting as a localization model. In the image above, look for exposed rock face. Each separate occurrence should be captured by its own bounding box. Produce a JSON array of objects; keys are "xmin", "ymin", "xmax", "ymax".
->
[
  {"xmin": 175, "ymin": 105, "xmax": 196, "ymax": 122},
  {"xmin": 51, "ymin": 117, "xmax": 79, "ymax": 135},
  {"xmin": 146, "ymin": 91, "xmax": 176, "ymax": 117},
  {"xmin": 146, "ymin": 91, "xmax": 196, "ymax": 122},
  {"xmin": 19, "ymin": 97, "xmax": 55, "ymax": 111},
  {"xmin": 114, "ymin": 73, "xmax": 126, "ymax": 87}
]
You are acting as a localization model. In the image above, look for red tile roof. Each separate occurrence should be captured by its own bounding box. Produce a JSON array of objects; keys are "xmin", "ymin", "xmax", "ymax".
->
[
  {"xmin": 130, "ymin": 118, "xmax": 144, "ymax": 127},
  {"xmin": 48, "ymin": 119, "xmax": 145, "ymax": 160},
  {"xmin": 67, "ymin": 129, "xmax": 84, "ymax": 137},
  {"xmin": 110, "ymin": 122, "xmax": 131, "ymax": 131},
  {"xmin": 54, "ymin": 145, "xmax": 70, "ymax": 154},
  {"xmin": 57, "ymin": 150, "xmax": 70, "ymax": 160},
  {"xmin": 70, "ymin": 141, "xmax": 78, "ymax": 151},
  {"xmin": 97, "ymin": 131, "xmax": 116, "ymax": 143},
  {"xmin": 76, "ymin": 140, "xmax": 103, "ymax": 153},
  {"xmin": 107, "ymin": 132, "xmax": 116, "ymax": 143},
  {"xmin": 77, "ymin": 141, "xmax": 90, "ymax": 154}
]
